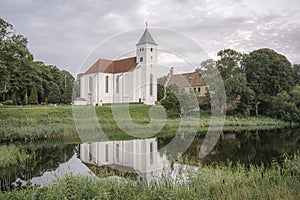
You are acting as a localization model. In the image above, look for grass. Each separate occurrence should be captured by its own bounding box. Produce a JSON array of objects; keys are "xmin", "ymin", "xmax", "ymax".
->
[
  {"xmin": 1, "ymin": 155, "xmax": 299, "ymax": 199},
  {"xmin": 0, "ymin": 104, "xmax": 292, "ymax": 142}
]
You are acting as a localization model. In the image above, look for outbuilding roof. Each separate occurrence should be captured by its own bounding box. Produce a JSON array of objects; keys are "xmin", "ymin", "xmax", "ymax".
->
[{"xmin": 167, "ymin": 71, "xmax": 206, "ymax": 87}]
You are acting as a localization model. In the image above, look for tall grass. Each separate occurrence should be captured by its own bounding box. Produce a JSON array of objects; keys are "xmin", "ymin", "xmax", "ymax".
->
[
  {"xmin": 1, "ymin": 155, "xmax": 299, "ymax": 199},
  {"xmin": 0, "ymin": 105, "xmax": 292, "ymax": 141}
]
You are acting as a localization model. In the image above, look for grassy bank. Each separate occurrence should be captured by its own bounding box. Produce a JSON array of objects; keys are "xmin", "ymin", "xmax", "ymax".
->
[
  {"xmin": 0, "ymin": 105, "xmax": 292, "ymax": 141},
  {"xmin": 1, "ymin": 155, "xmax": 299, "ymax": 199}
]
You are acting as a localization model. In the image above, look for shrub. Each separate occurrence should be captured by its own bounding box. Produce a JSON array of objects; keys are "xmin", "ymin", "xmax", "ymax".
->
[{"xmin": 2, "ymin": 100, "xmax": 13, "ymax": 105}]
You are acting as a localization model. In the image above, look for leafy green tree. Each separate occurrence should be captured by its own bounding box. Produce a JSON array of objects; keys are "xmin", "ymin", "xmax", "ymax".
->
[
  {"xmin": 200, "ymin": 59, "xmax": 226, "ymax": 114},
  {"xmin": 215, "ymin": 49, "xmax": 254, "ymax": 115},
  {"xmin": 48, "ymin": 83, "xmax": 61, "ymax": 104},
  {"xmin": 293, "ymin": 64, "xmax": 300, "ymax": 85},
  {"xmin": 29, "ymin": 85, "xmax": 39, "ymax": 104},
  {"xmin": 216, "ymin": 49, "xmax": 244, "ymax": 80},
  {"xmin": 161, "ymin": 84, "xmax": 198, "ymax": 118},
  {"xmin": 161, "ymin": 85, "xmax": 180, "ymax": 117},
  {"xmin": 157, "ymin": 76, "xmax": 167, "ymax": 101},
  {"xmin": 0, "ymin": 18, "xmax": 75, "ymax": 105},
  {"xmin": 245, "ymin": 48, "xmax": 294, "ymax": 115}
]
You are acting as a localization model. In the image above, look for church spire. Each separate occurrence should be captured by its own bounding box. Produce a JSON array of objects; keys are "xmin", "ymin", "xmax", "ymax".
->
[{"xmin": 137, "ymin": 25, "xmax": 157, "ymax": 45}]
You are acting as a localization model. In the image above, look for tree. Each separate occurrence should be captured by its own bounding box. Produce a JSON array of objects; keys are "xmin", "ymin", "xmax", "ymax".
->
[
  {"xmin": 29, "ymin": 85, "xmax": 38, "ymax": 104},
  {"xmin": 200, "ymin": 59, "xmax": 227, "ymax": 114},
  {"xmin": 157, "ymin": 76, "xmax": 167, "ymax": 101},
  {"xmin": 215, "ymin": 49, "xmax": 254, "ymax": 115},
  {"xmin": 293, "ymin": 64, "xmax": 300, "ymax": 85},
  {"xmin": 0, "ymin": 18, "xmax": 75, "ymax": 104},
  {"xmin": 161, "ymin": 84, "xmax": 198, "ymax": 118},
  {"xmin": 269, "ymin": 87, "xmax": 300, "ymax": 122},
  {"xmin": 245, "ymin": 48, "xmax": 294, "ymax": 115},
  {"xmin": 48, "ymin": 83, "xmax": 61, "ymax": 104},
  {"xmin": 161, "ymin": 85, "xmax": 180, "ymax": 117}
]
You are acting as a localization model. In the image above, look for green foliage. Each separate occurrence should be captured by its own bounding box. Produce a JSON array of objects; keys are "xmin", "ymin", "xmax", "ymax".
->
[
  {"xmin": 245, "ymin": 48, "xmax": 294, "ymax": 115},
  {"xmin": 270, "ymin": 86, "xmax": 300, "ymax": 122},
  {"xmin": 157, "ymin": 76, "xmax": 167, "ymax": 101},
  {"xmin": 0, "ymin": 144, "xmax": 33, "ymax": 168},
  {"xmin": 1, "ymin": 99, "xmax": 13, "ymax": 105},
  {"xmin": 293, "ymin": 64, "xmax": 300, "ymax": 85},
  {"xmin": 29, "ymin": 85, "xmax": 38, "ymax": 104},
  {"xmin": 48, "ymin": 83, "xmax": 61, "ymax": 104},
  {"xmin": 161, "ymin": 85, "xmax": 180, "ymax": 117},
  {"xmin": 0, "ymin": 18, "xmax": 74, "ymax": 104},
  {"xmin": 1, "ymin": 156, "xmax": 299, "ymax": 200}
]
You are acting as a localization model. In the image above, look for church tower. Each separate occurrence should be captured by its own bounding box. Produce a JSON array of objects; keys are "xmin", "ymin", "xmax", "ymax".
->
[{"xmin": 136, "ymin": 26, "xmax": 158, "ymax": 105}]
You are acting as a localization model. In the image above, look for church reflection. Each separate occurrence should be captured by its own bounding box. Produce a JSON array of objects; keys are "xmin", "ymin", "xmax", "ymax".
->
[{"xmin": 80, "ymin": 138, "xmax": 170, "ymax": 183}]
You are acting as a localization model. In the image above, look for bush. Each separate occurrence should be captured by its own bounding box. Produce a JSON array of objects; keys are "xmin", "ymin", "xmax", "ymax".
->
[{"xmin": 2, "ymin": 100, "xmax": 13, "ymax": 105}]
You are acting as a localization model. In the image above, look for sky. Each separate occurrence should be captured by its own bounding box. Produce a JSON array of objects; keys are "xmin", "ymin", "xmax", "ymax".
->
[{"xmin": 1, "ymin": 0, "xmax": 299, "ymax": 77}]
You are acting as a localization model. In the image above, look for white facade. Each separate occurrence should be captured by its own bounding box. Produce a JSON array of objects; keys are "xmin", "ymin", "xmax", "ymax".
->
[
  {"xmin": 79, "ymin": 28, "xmax": 158, "ymax": 105},
  {"xmin": 80, "ymin": 138, "xmax": 165, "ymax": 182}
]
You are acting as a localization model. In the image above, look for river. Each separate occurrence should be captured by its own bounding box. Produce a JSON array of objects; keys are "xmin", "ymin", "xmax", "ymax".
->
[{"xmin": 1, "ymin": 127, "xmax": 299, "ymax": 191}]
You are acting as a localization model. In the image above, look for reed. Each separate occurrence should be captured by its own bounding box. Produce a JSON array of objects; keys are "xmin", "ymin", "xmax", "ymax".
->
[{"xmin": 1, "ymin": 155, "xmax": 299, "ymax": 200}]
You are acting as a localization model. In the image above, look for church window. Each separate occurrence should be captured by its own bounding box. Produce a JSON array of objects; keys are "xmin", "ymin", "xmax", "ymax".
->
[
  {"xmin": 88, "ymin": 143, "xmax": 92, "ymax": 162},
  {"xmin": 116, "ymin": 76, "xmax": 119, "ymax": 93},
  {"xmin": 150, "ymin": 48, "xmax": 153, "ymax": 52},
  {"xmin": 140, "ymin": 57, "xmax": 143, "ymax": 62},
  {"xmin": 105, "ymin": 76, "xmax": 109, "ymax": 93},
  {"xmin": 142, "ymin": 47, "xmax": 144, "ymax": 51},
  {"xmin": 105, "ymin": 144, "xmax": 109, "ymax": 162},
  {"xmin": 198, "ymin": 87, "xmax": 201, "ymax": 92},
  {"xmin": 116, "ymin": 144, "xmax": 120, "ymax": 162},
  {"xmin": 89, "ymin": 77, "xmax": 93, "ymax": 93},
  {"xmin": 150, "ymin": 142, "xmax": 153, "ymax": 165},
  {"xmin": 150, "ymin": 73, "xmax": 153, "ymax": 96}
]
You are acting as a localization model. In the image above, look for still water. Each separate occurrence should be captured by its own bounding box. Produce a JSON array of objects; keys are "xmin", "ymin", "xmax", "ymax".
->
[{"xmin": 1, "ymin": 128, "xmax": 300, "ymax": 191}]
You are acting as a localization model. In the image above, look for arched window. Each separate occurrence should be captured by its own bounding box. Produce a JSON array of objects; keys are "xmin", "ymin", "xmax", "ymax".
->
[
  {"xmin": 116, "ymin": 76, "xmax": 119, "ymax": 93},
  {"xmin": 89, "ymin": 76, "xmax": 93, "ymax": 93},
  {"xmin": 150, "ymin": 73, "xmax": 153, "ymax": 96},
  {"xmin": 105, "ymin": 76, "xmax": 109, "ymax": 93},
  {"xmin": 150, "ymin": 142, "xmax": 153, "ymax": 164}
]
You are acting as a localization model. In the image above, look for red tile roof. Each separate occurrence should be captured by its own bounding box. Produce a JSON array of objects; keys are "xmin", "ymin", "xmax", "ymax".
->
[
  {"xmin": 84, "ymin": 57, "xmax": 138, "ymax": 74},
  {"xmin": 167, "ymin": 71, "xmax": 206, "ymax": 87},
  {"xmin": 74, "ymin": 97, "xmax": 87, "ymax": 101}
]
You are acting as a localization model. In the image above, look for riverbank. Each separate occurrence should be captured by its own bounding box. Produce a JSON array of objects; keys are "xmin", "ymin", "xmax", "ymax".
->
[
  {"xmin": 0, "ymin": 105, "xmax": 292, "ymax": 141},
  {"xmin": 1, "ymin": 155, "xmax": 299, "ymax": 199}
]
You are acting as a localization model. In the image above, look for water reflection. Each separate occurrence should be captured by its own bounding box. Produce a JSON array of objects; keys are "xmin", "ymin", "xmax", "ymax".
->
[
  {"xmin": 80, "ymin": 138, "xmax": 172, "ymax": 183},
  {"xmin": 182, "ymin": 128, "xmax": 300, "ymax": 166},
  {"xmin": 0, "ymin": 143, "xmax": 78, "ymax": 191},
  {"xmin": 1, "ymin": 127, "xmax": 299, "ymax": 191}
]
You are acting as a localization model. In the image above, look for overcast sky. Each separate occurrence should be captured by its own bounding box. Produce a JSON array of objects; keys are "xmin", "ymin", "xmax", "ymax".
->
[{"xmin": 1, "ymin": 0, "xmax": 299, "ymax": 77}]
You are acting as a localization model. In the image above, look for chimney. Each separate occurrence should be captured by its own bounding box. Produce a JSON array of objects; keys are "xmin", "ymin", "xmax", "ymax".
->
[{"xmin": 170, "ymin": 67, "xmax": 174, "ymax": 76}]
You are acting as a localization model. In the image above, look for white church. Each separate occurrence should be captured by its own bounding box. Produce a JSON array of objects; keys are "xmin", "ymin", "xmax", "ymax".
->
[{"xmin": 77, "ymin": 27, "xmax": 158, "ymax": 106}]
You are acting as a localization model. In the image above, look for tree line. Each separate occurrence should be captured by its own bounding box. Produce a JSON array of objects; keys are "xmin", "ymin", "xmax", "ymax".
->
[
  {"xmin": 160, "ymin": 48, "xmax": 300, "ymax": 122},
  {"xmin": 0, "ymin": 18, "xmax": 74, "ymax": 105}
]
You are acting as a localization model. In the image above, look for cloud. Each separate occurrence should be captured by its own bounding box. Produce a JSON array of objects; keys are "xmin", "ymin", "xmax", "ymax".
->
[{"xmin": 0, "ymin": 0, "xmax": 299, "ymax": 77}]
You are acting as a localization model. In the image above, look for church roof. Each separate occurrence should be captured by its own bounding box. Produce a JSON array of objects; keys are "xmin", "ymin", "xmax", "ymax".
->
[
  {"xmin": 84, "ymin": 57, "xmax": 138, "ymax": 74},
  {"xmin": 167, "ymin": 71, "xmax": 206, "ymax": 87},
  {"xmin": 137, "ymin": 28, "xmax": 157, "ymax": 45}
]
